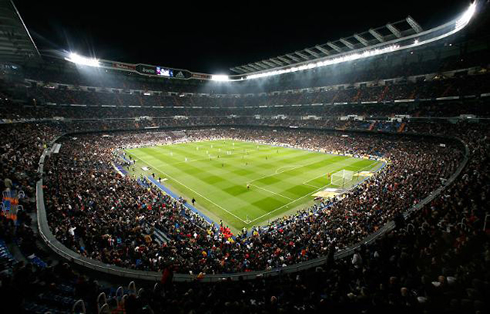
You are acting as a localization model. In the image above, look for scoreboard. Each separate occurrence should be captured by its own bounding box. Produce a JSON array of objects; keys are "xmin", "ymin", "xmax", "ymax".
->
[{"xmin": 156, "ymin": 66, "xmax": 172, "ymax": 77}]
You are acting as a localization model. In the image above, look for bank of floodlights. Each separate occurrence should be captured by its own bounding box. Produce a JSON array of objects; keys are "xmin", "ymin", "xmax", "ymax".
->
[
  {"xmin": 456, "ymin": 1, "xmax": 477, "ymax": 30},
  {"xmin": 211, "ymin": 75, "xmax": 230, "ymax": 82},
  {"xmin": 244, "ymin": 2, "xmax": 477, "ymax": 81},
  {"xmin": 65, "ymin": 53, "xmax": 100, "ymax": 67},
  {"xmin": 246, "ymin": 45, "xmax": 401, "ymax": 80}
]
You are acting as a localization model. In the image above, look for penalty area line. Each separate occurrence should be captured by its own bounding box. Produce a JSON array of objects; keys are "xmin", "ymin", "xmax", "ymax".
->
[
  {"xmin": 249, "ymin": 184, "xmax": 329, "ymax": 224},
  {"xmin": 250, "ymin": 184, "xmax": 294, "ymax": 201},
  {"xmin": 130, "ymin": 152, "xmax": 249, "ymax": 224}
]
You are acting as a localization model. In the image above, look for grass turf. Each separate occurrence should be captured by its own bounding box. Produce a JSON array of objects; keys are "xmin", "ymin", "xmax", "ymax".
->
[{"xmin": 125, "ymin": 140, "xmax": 382, "ymax": 233}]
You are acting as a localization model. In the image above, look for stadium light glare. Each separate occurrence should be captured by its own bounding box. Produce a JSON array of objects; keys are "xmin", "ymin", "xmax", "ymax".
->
[
  {"xmin": 247, "ymin": 45, "xmax": 400, "ymax": 80},
  {"xmin": 455, "ymin": 2, "xmax": 476, "ymax": 31},
  {"xmin": 65, "ymin": 53, "xmax": 100, "ymax": 67},
  {"xmin": 211, "ymin": 75, "xmax": 230, "ymax": 82}
]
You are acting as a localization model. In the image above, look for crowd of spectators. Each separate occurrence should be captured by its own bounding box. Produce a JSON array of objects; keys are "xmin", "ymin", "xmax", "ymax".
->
[
  {"xmin": 0, "ymin": 122, "xmax": 64, "ymax": 196},
  {"xmin": 1, "ymin": 68, "xmax": 489, "ymax": 124},
  {"xmin": 121, "ymin": 123, "xmax": 487, "ymax": 314},
  {"xmin": 0, "ymin": 107, "xmax": 488, "ymax": 313},
  {"xmin": 0, "ymin": 120, "xmax": 476, "ymax": 314},
  {"xmin": 33, "ymin": 122, "xmax": 486, "ymax": 314},
  {"xmin": 0, "ymin": 121, "xmax": 99, "ymax": 313},
  {"xmin": 22, "ymin": 70, "xmax": 490, "ymax": 109}
]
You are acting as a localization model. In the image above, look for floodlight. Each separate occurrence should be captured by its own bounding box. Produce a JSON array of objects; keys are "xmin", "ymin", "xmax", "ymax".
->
[
  {"xmin": 247, "ymin": 45, "xmax": 400, "ymax": 80},
  {"xmin": 455, "ymin": 2, "xmax": 476, "ymax": 30},
  {"xmin": 65, "ymin": 53, "xmax": 100, "ymax": 67},
  {"xmin": 211, "ymin": 75, "xmax": 230, "ymax": 82}
]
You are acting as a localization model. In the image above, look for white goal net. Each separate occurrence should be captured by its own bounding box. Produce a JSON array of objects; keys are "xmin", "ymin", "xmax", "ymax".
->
[{"xmin": 330, "ymin": 170, "xmax": 355, "ymax": 188}]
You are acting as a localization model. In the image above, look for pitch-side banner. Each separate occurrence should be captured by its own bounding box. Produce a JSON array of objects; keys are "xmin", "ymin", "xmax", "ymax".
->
[
  {"xmin": 112, "ymin": 62, "xmax": 136, "ymax": 71},
  {"xmin": 136, "ymin": 64, "xmax": 157, "ymax": 75}
]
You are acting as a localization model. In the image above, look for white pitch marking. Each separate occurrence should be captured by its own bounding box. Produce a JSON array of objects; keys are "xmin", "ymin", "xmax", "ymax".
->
[
  {"xmin": 131, "ymin": 152, "xmax": 248, "ymax": 224},
  {"xmin": 250, "ymin": 184, "xmax": 294, "ymax": 201},
  {"xmin": 249, "ymin": 184, "xmax": 328, "ymax": 223}
]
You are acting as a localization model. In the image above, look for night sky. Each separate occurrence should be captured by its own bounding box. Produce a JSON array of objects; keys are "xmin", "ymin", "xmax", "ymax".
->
[{"xmin": 14, "ymin": 0, "xmax": 471, "ymax": 74}]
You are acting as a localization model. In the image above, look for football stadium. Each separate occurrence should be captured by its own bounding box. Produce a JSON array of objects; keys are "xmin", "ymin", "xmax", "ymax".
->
[{"xmin": 0, "ymin": 0, "xmax": 489, "ymax": 313}]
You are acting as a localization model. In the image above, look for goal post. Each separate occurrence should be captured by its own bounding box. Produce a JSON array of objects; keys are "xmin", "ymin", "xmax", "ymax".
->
[{"xmin": 330, "ymin": 169, "xmax": 355, "ymax": 188}]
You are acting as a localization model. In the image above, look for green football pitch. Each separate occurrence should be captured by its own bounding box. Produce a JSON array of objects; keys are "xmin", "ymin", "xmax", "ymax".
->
[{"xmin": 125, "ymin": 140, "xmax": 383, "ymax": 233}]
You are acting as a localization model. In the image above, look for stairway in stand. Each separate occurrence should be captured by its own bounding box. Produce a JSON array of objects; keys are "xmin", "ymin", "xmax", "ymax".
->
[
  {"xmin": 398, "ymin": 122, "xmax": 406, "ymax": 133},
  {"xmin": 378, "ymin": 85, "xmax": 389, "ymax": 102}
]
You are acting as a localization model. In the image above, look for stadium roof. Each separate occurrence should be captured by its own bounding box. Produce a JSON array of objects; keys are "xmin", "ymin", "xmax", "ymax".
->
[
  {"xmin": 0, "ymin": 0, "xmax": 41, "ymax": 64},
  {"xmin": 230, "ymin": 17, "xmax": 424, "ymax": 75}
]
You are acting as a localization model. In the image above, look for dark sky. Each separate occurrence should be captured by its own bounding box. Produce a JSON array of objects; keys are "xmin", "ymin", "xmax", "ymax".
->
[{"xmin": 14, "ymin": 0, "xmax": 471, "ymax": 74}]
